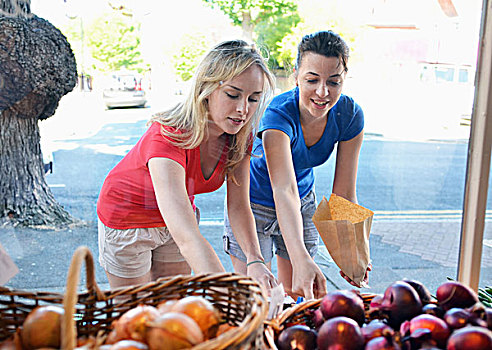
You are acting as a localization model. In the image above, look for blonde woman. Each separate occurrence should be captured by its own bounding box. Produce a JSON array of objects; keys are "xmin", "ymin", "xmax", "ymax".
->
[{"xmin": 97, "ymin": 40, "xmax": 277, "ymax": 290}]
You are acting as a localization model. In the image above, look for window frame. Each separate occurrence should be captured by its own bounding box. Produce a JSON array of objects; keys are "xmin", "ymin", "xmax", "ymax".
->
[{"xmin": 458, "ymin": 0, "xmax": 492, "ymax": 291}]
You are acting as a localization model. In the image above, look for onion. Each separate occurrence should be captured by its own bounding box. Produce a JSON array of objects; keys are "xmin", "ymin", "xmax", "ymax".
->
[
  {"xmin": 0, "ymin": 333, "xmax": 22, "ymax": 350},
  {"xmin": 105, "ymin": 330, "xmax": 119, "ymax": 345},
  {"xmin": 380, "ymin": 281, "xmax": 422, "ymax": 329},
  {"xmin": 446, "ymin": 326, "xmax": 492, "ymax": 350},
  {"xmin": 113, "ymin": 305, "xmax": 160, "ymax": 342},
  {"xmin": 110, "ymin": 340, "xmax": 148, "ymax": 350},
  {"xmin": 317, "ymin": 316, "xmax": 364, "ymax": 350},
  {"xmin": 21, "ymin": 305, "xmax": 64, "ymax": 350},
  {"xmin": 76, "ymin": 336, "xmax": 97, "ymax": 348},
  {"xmin": 4, "ymin": 330, "xmax": 22, "ymax": 350},
  {"xmin": 319, "ymin": 290, "xmax": 365, "ymax": 326},
  {"xmin": 436, "ymin": 281, "xmax": 478, "ymax": 311},
  {"xmin": 422, "ymin": 303, "xmax": 445, "ymax": 319},
  {"xmin": 277, "ymin": 325, "xmax": 318, "ymax": 350},
  {"xmin": 76, "ymin": 335, "xmax": 105, "ymax": 350},
  {"xmin": 311, "ymin": 308, "xmax": 325, "ymax": 330},
  {"xmin": 486, "ymin": 308, "xmax": 492, "ymax": 330},
  {"xmin": 97, "ymin": 346, "xmax": 113, "ymax": 350},
  {"xmin": 215, "ymin": 323, "xmax": 237, "ymax": 337},
  {"xmin": 409, "ymin": 314, "xmax": 450, "ymax": 349},
  {"xmin": 170, "ymin": 296, "xmax": 221, "ymax": 339},
  {"xmin": 402, "ymin": 278, "xmax": 433, "ymax": 304},
  {"xmin": 146, "ymin": 312, "xmax": 203, "ymax": 350},
  {"xmin": 362, "ymin": 320, "xmax": 394, "ymax": 343},
  {"xmin": 157, "ymin": 300, "xmax": 178, "ymax": 314},
  {"xmin": 443, "ymin": 308, "xmax": 471, "ymax": 330},
  {"xmin": 466, "ymin": 303, "xmax": 492, "ymax": 330},
  {"xmin": 368, "ymin": 294, "xmax": 384, "ymax": 319},
  {"xmin": 0, "ymin": 339, "xmax": 16, "ymax": 350},
  {"xmin": 365, "ymin": 330, "xmax": 401, "ymax": 350}
]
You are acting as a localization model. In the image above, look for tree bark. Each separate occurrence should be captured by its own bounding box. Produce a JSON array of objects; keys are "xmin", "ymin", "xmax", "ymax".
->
[
  {"xmin": 0, "ymin": 109, "xmax": 76, "ymax": 227},
  {"xmin": 241, "ymin": 11, "xmax": 254, "ymax": 42},
  {"xmin": 0, "ymin": 2, "xmax": 79, "ymax": 228}
]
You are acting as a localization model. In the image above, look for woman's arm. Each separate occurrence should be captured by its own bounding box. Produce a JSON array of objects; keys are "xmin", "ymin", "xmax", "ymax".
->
[
  {"xmin": 332, "ymin": 130, "xmax": 372, "ymax": 286},
  {"xmin": 226, "ymin": 154, "xmax": 278, "ymax": 289},
  {"xmin": 262, "ymin": 129, "xmax": 327, "ymax": 299},
  {"xmin": 148, "ymin": 157, "xmax": 225, "ymax": 274},
  {"xmin": 332, "ymin": 131, "xmax": 364, "ymax": 203}
]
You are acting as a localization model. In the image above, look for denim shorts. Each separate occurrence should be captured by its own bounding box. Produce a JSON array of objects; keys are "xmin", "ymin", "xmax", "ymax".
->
[{"xmin": 223, "ymin": 190, "xmax": 319, "ymax": 263}]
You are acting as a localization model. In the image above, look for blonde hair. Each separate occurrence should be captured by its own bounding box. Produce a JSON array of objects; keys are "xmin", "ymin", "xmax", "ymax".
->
[{"xmin": 149, "ymin": 40, "xmax": 275, "ymax": 183}]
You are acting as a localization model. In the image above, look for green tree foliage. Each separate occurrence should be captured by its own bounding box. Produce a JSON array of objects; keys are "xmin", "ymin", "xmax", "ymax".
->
[
  {"xmin": 204, "ymin": 0, "xmax": 297, "ymax": 29},
  {"xmin": 202, "ymin": 0, "xmax": 300, "ymax": 68},
  {"xmin": 59, "ymin": 18, "xmax": 88, "ymax": 75},
  {"xmin": 171, "ymin": 33, "xmax": 213, "ymax": 82},
  {"xmin": 277, "ymin": 0, "xmax": 367, "ymax": 70},
  {"xmin": 255, "ymin": 11, "xmax": 300, "ymax": 69},
  {"xmin": 84, "ymin": 12, "xmax": 146, "ymax": 73}
]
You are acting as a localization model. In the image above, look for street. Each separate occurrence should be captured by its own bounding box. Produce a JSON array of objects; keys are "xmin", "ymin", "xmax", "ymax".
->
[{"xmin": 1, "ymin": 91, "xmax": 491, "ymax": 294}]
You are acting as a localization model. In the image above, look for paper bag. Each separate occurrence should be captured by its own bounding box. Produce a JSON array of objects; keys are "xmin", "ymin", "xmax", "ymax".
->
[{"xmin": 312, "ymin": 194, "xmax": 374, "ymax": 287}]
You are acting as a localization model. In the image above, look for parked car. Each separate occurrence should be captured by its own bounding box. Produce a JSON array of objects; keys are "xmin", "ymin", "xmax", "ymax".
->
[{"xmin": 103, "ymin": 73, "xmax": 147, "ymax": 109}]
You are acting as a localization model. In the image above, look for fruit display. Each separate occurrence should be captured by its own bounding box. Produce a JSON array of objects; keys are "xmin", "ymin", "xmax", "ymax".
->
[
  {"xmin": 272, "ymin": 280, "xmax": 492, "ymax": 350},
  {"xmin": 0, "ymin": 295, "xmax": 236, "ymax": 350}
]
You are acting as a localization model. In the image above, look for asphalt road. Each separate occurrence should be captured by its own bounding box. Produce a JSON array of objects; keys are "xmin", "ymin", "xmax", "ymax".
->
[{"xmin": 1, "ymin": 91, "xmax": 491, "ymax": 295}]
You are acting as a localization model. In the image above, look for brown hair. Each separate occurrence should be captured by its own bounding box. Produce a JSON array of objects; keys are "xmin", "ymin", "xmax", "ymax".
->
[{"xmin": 295, "ymin": 30, "xmax": 350, "ymax": 74}]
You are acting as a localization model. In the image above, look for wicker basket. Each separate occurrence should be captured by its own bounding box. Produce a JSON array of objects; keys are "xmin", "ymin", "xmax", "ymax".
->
[
  {"xmin": 0, "ymin": 246, "xmax": 269, "ymax": 350},
  {"xmin": 264, "ymin": 293, "xmax": 377, "ymax": 350}
]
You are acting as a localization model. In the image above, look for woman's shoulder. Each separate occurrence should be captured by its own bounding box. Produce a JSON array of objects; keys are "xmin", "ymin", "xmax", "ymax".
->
[
  {"xmin": 147, "ymin": 122, "xmax": 190, "ymax": 139},
  {"xmin": 142, "ymin": 122, "xmax": 190, "ymax": 149},
  {"xmin": 332, "ymin": 94, "xmax": 364, "ymax": 140},
  {"xmin": 147, "ymin": 121, "xmax": 183, "ymax": 134},
  {"xmin": 139, "ymin": 122, "xmax": 190, "ymax": 160},
  {"xmin": 263, "ymin": 88, "xmax": 299, "ymax": 122},
  {"xmin": 333, "ymin": 94, "xmax": 363, "ymax": 116},
  {"xmin": 268, "ymin": 87, "xmax": 298, "ymax": 110},
  {"xmin": 335, "ymin": 94, "xmax": 356, "ymax": 107}
]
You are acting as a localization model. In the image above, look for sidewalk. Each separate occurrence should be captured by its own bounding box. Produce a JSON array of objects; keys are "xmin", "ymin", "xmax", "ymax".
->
[{"xmin": 1, "ymin": 219, "xmax": 490, "ymax": 296}]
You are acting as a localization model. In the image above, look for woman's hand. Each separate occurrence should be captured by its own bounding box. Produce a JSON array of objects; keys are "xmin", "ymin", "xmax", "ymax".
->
[
  {"xmin": 246, "ymin": 261, "xmax": 278, "ymax": 292},
  {"xmin": 339, "ymin": 263, "xmax": 372, "ymax": 287},
  {"xmin": 291, "ymin": 258, "xmax": 327, "ymax": 300}
]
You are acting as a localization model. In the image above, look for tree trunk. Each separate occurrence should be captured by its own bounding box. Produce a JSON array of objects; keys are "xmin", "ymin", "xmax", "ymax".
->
[
  {"xmin": 0, "ymin": 109, "xmax": 77, "ymax": 228},
  {"xmin": 0, "ymin": 1, "xmax": 79, "ymax": 228},
  {"xmin": 241, "ymin": 11, "xmax": 254, "ymax": 42}
]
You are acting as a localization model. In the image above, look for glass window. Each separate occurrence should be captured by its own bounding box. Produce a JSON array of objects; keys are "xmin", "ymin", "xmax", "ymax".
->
[
  {"xmin": 481, "ymin": 195, "xmax": 492, "ymax": 289},
  {"xmin": 1, "ymin": 0, "xmax": 489, "ymax": 300},
  {"xmin": 434, "ymin": 67, "xmax": 455, "ymax": 83},
  {"xmin": 458, "ymin": 68, "xmax": 470, "ymax": 83}
]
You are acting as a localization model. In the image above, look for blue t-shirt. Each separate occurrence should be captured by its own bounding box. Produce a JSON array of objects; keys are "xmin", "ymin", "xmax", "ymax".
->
[{"xmin": 250, "ymin": 87, "xmax": 364, "ymax": 207}]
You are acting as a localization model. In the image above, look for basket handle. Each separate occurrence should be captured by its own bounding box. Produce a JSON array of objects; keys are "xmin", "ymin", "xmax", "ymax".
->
[{"xmin": 61, "ymin": 246, "xmax": 105, "ymax": 350}]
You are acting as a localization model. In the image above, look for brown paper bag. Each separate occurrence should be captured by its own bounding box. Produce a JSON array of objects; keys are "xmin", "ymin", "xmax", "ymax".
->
[{"xmin": 312, "ymin": 194, "xmax": 374, "ymax": 287}]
